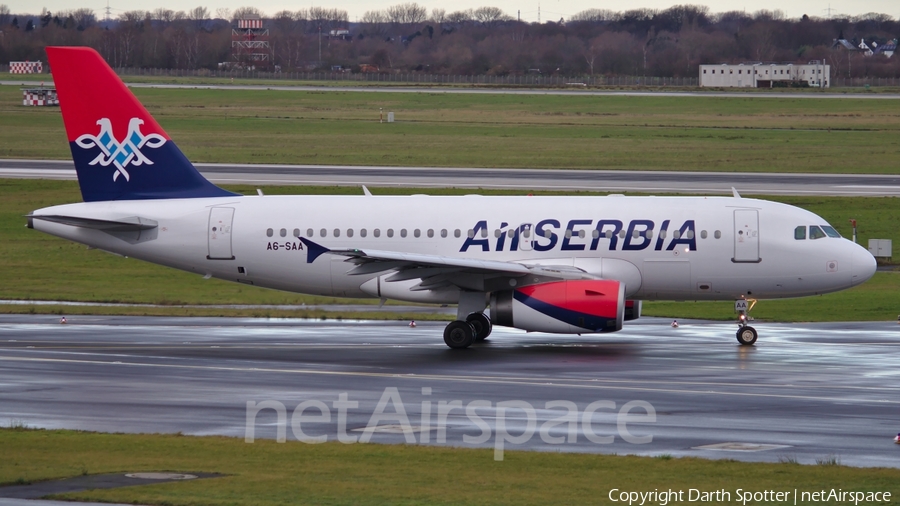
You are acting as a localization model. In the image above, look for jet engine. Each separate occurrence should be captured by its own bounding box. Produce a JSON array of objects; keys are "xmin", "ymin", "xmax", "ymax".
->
[
  {"xmin": 490, "ymin": 280, "xmax": 624, "ymax": 334},
  {"xmin": 624, "ymin": 300, "xmax": 642, "ymax": 321}
]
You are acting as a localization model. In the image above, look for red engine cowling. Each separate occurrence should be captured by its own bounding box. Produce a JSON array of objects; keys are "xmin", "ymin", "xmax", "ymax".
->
[{"xmin": 490, "ymin": 280, "xmax": 625, "ymax": 334}]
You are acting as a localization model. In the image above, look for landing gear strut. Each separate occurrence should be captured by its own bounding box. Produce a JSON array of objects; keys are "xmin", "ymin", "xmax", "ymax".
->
[{"xmin": 735, "ymin": 298, "xmax": 758, "ymax": 346}]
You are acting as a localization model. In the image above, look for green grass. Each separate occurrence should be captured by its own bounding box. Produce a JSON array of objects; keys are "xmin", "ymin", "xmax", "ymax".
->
[
  {"xmin": 1, "ymin": 179, "xmax": 898, "ymax": 322},
  {"xmin": 2, "ymin": 85, "xmax": 900, "ymax": 172},
  {"xmin": 1, "ymin": 428, "xmax": 897, "ymax": 505}
]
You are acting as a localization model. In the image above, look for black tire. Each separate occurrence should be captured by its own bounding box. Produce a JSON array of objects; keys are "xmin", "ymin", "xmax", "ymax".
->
[
  {"xmin": 736, "ymin": 326, "xmax": 758, "ymax": 346},
  {"xmin": 466, "ymin": 312, "xmax": 493, "ymax": 341},
  {"xmin": 444, "ymin": 320, "xmax": 476, "ymax": 349}
]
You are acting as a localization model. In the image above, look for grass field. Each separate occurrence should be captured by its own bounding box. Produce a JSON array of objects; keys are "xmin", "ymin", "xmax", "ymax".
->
[
  {"xmin": 1, "ymin": 179, "xmax": 897, "ymax": 322},
  {"xmin": 1, "ymin": 428, "xmax": 898, "ymax": 505},
  {"xmin": 2, "ymin": 85, "xmax": 900, "ymax": 172}
]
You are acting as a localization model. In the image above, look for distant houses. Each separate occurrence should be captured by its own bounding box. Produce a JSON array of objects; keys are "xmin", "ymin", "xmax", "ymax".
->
[{"xmin": 832, "ymin": 38, "xmax": 897, "ymax": 57}]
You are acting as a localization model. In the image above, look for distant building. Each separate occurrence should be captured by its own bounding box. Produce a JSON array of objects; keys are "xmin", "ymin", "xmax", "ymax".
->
[{"xmin": 699, "ymin": 62, "xmax": 830, "ymax": 88}]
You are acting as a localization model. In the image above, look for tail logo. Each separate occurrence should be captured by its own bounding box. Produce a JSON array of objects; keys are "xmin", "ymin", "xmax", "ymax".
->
[{"xmin": 75, "ymin": 118, "xmax": 166, "ymax": 182}]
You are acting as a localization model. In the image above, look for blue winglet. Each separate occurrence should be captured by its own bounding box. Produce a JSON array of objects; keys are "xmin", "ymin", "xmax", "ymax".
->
[{"xmin": 299, "ymin": 237, "xmax": 330, "ymax": 263}]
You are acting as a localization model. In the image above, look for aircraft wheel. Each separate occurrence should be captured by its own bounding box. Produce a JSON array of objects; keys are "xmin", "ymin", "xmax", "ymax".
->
[
  {"xmin": 444, "ymin": 320, "xmax": 476, "ymax": 349},
  {"xmin": 736, "ymin": 326, "xmax": 758, "ymax": 346},
  {"xmin": 466, "ymin": 312, "xmax": 493, "ymax": 341}
]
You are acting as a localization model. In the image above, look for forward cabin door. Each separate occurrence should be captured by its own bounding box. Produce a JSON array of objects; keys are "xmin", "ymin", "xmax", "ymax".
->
[
  {"xmin": 733, "ymin": 209, "xmax": 760, "ymax": 263},
  {"xmin": 208, "ymin": 207, "xmax": 235, "ymax": 260}
]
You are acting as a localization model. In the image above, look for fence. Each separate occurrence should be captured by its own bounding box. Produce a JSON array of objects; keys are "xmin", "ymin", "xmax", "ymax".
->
[{"xmin": 4, "ymin": 63, "xmax": 900, "ymax": 87}]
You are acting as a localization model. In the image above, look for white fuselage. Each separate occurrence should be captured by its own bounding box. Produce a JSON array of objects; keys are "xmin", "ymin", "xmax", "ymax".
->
[{"xmin": 31, "ymin": 194, "xmax": 876, "ymax": 305}]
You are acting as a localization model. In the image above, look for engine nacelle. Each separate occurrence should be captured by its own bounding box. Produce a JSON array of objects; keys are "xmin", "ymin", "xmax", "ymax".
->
[
  {"xmin": 491, "ymin": 280, "xmax": 624, "ymax": 334},
  {"xmin": 624, "ymin": 300, "xmax": 642, "ymax": 321}
]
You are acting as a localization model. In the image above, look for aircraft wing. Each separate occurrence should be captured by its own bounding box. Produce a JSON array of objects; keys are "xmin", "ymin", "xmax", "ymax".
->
[{"xmin": 299, "ymin": 238, "xmax": 595, "ymax": 292}]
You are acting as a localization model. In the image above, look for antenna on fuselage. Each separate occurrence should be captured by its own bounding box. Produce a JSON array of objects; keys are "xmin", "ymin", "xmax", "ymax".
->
[{"xmin": 731, "ymin": 187, "xmax": 741, "ymax": 198}]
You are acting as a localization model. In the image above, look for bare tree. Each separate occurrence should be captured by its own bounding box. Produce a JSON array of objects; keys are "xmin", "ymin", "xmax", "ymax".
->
[
  {"xmin": 386, "ymin": 2, "xmax": 427, "ymax": 25},
  {"xmin": 232, "ymin": 6, "xmax": 263, "ymax": 21},
  {"xmin": 361, "ymin": 10, "xmax": 389, "ymax": 36},
  {"xmin": 570, "ymin": 9, "xmax": 619, "ymax": 23},
  {"xmin": 446, "ymin": 9, "xmax": 473, "ymax": 26},
  {"xmin": 70, "ymin": 7, "xmax": 95, "ymax": 29},
  {"xmin": 431, "ymin": 8, "xmax": 446, "ymax": 24},
  {"xmin": 0, "ymin": 4, "xmax": 11, "ymax": 26},
  {"xmin": 473, "ymin": 7, "xmax": 510, "ymax": 27},
  {"xmin": 214, "ymin": 7, "xmax": 230, "ymax": 20},
  {"xmin": 152, "ymin": 8, "xmax": 174, "ymax": 23},
  {"xmin": 188, "ymin": 6, "xmax": 209, "ymax": 28}
]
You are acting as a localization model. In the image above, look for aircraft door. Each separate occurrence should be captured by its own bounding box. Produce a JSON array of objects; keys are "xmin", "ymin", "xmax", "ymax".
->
[
  {"xmin": 733, "ymin": 209, "xmax": 760, "ymax": 263},
  {"xmin": 513, "ymin": 223, "xmax": 533, "ymax": 251},
  {"xmin": 208, "ymin": 207, "xmax": 235, "ymax": 260}
]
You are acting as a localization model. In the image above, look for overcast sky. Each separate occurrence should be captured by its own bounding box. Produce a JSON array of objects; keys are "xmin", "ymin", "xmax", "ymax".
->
[{"xmin": 4, "ymin": 0, "xmax": 898, "ymax": 23}]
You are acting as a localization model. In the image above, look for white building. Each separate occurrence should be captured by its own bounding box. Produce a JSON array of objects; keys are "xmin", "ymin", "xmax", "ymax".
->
[{"xmin": 699, "ymin": 62, "xmax": 830, "ymax": 88}]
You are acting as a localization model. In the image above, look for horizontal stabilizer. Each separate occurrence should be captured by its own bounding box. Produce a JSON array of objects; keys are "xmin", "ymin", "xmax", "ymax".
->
[{"xmin": 28, "ymin": 214, "xmax": 158, "ymax": 232}]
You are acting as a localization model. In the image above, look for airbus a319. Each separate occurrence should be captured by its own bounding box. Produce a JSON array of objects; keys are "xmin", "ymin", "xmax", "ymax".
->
[{"xmin": 29, "ymin": 47, "xmax": 877, "ymax": 349}]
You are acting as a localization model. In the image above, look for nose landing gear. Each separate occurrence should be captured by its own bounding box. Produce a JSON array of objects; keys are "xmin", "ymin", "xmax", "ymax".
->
[{"xmin": 735, "ymin": 298, "xmax": 757, "ymax": 346}]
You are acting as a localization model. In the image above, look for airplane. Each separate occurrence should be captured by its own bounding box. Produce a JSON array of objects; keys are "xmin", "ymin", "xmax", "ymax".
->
[{"xmin": 28, "ymin": 47, "xmax": 877, "ymax": 349}]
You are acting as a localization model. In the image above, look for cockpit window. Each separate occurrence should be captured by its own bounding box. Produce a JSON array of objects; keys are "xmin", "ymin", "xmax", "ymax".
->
[
  {"xmin": 821, "ymin": 226, "xmax": 841, "ymax": 238},
  {"xmin": 809, "ymin": 225, "xmax": 826, "ymax": 240},
  {"xmin": 794, "ymin": 226, "xmax": 806, "ymax": 240}
]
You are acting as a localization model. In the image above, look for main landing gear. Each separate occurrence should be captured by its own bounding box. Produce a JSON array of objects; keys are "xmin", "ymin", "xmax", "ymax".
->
[
  {"xmin": 443, "ymin": 313, "xmax": 492, "ymax": 349},
  {"xmin": 735, "ymin": 298, "xmax": 758, "ymax": 346}
]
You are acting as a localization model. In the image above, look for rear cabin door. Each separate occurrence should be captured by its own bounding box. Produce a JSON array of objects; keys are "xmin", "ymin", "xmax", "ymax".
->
[
  {"xmin": 208, "ymin": 207, "xmax": 235, "ymax": 260},
  {"xmin": 733, "ymin": 209, "xmax": 760, "ymax": 263}
]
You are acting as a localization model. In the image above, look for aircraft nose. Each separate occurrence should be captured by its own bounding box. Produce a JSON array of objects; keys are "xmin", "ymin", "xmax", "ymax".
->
[{"xmin": 850, "ymin": 243, "xmax": 877, "ymax": 287}]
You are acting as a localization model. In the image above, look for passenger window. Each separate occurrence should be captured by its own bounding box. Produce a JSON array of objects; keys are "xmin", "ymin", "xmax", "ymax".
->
[
  {"xmin": 809, "ymin": 226, "xmax": 826, "ymax": 240},
  {"xmin": 307, "ymin": 228, "xmax": 313, "ymax": 237},
  {"xmin": 374, "ymin": 229, "xmax": 381, "ymax": 237},
  {"xmin": 293, "ymin": 228, "xmax": 300, "ymax": 238},
  {"xmin": 714, "ymin": 230, "xmax": 721, "ymax": 239},
  {"xmin": 507, "ymin": 229, "xmax": 515, "ymax": 238},
  {"xmin": 360, "ymin": 229, "xmax": 367, "ymax": 237},
  {"xmin": 646, "ymin": 230, "xmax": 653, "ymax": 239},
  {"xmin": 427, "ymin": 229, "xmax": 434, "ymax": 238},
  {"xmin": 401, "ymin": 229, "xmax": 408, "ymax": 238},
  {"xmin": 319, "ymin": 228, "xmax": 326, "ymax": 238},
  {"xmin": 441, "ymin": 229, "xmax": 448, "ymax": 238},
  {"xmin": 455, "ymin": 229, "xmax": 461, "ymax": 238},
  {"xmin": 468, "ymin": 229, "xmax": 475, "ymax": 238},
  {"xmin": 592, "ymin": 230, "xmax": 599, "ymax": 239},
  {"xmin": 480, "ymin": 228, "xmax": 488, "ymax": 238},
  {"xmin": 673, "ymin": 230, "xmax": 681, "ymax": 240},
  {"xmin": 387, "ymin": 229, "xmax": 394, "ymax": 238},
  {"xmin": 347, "ymin": 229, "xmax": 354, "ymax": 237},
  {"xmin": 686, "ymin": 230, "xmax": 694, "ymax": 240},
  {"xmin": 794, "ymin": 226, "xmax": 806, "ymax": 240},
  {"xmin": 266, "ymin": 228, "xmax": 273, "ymax": 237},
  {"xmin": 496, "ymin": 229, "xmax": 503, "ymax": 238},
  {"xmin": 565, "ymin": 230, "xmax": 573, "ymax": 239},
  {"xmin": 414, "ymin": 229, "xmax": 420, "ymax": 238},
  {"xmin": 578, "ymin": 230, "xmax": 585, "ymax": 238},
  {"xmin": 333, "ymin": 229, "xmax": 341, "ymax": 237},
  {"xmin": 659, "ymin": 230, "xmax": 667, "ymax": 239},
  {"xmin": 822, "ymin": 226, "xmax": 841, "ymax": 238},
  {"xmin": 618, "ymin": 230, "xmax": 626, "ymax": 239},
  {"xmin": 280, "ymin": 228, "xmax": 287, "ymax": 237},
  {"xmin": 700, "ymin": 230, "xmax": 707, "ymax": 239},
  {"xmin": 544, "ymin": 229, "xmax": 553, "ymax": 238}
]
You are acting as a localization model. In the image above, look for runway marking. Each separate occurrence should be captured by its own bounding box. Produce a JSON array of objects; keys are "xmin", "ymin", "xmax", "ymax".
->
[{"xmin": 0, "ymin": 354, "xmax": 896, "ymax": 405}]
